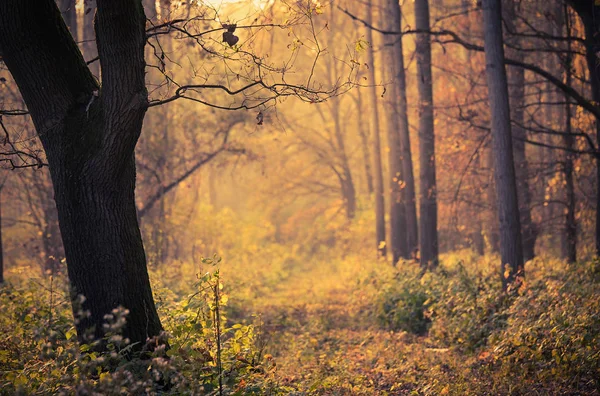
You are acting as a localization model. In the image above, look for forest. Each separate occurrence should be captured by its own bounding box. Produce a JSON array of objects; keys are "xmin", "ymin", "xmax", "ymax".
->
[{"xmin": 0, "ymin": 0, "xmax": 599, "ymax": 394}]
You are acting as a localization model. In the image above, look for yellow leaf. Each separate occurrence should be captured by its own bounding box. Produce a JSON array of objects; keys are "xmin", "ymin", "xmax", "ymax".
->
[{"xmin": 99, "ymin": 372, "xmax": 111, "ymax": 382}]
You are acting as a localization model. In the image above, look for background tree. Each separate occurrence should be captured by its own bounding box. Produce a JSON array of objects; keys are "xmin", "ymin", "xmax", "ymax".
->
[
  {"xmin": 482, "ymin": 0, "xmax": 524, "ymax": 285},
  {"xmin": 415, "ymin": 0, "xmax": 439, "ymax": 268}
]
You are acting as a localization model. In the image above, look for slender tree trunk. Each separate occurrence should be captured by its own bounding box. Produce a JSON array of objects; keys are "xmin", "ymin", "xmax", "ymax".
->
[
  {"xmin": 356, "ymin": 89, "xmax": 374, "ymax": 194},
  {"xmin": 326, "ymin": 6, "xmax": 356, "ymax": 220},
  {"xmin": 415, "ymin": 0, "xmax": 438, "ymax": 268},
  {"xmin": 0, "ymin": 0, "xmax": 163, "ymax": 347},
  {"xmin": 482, "ymin": 0, "xmax": 524, "ymax": 287},
  {"xmin": 504, "ymin": 0, "xmax": 536, "ymax": 262},
  {"xmin": 0, "ymin": 186, "xmax": 3, "ymax": 284},
  {"xmin": 382, "ymin": 0, "xmax": 408, "ymax": 262},
  {"xmin": 569, "ymin": 1, "xmax": 600, "ymax": 257},
  {"xmin": 365, "ymin": 1, "xmax": 387, "ymax": 257},
  {"xmin": 395, "ymin": 2, "xmax": 419, "ymax": 258},
  {"xmin": 563, "ymin": 4, "xmax": 577, "ymax": 263}
]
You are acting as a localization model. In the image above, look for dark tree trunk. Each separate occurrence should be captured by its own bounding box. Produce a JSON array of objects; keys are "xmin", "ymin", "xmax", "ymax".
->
[
  {"xmin": 504, "ymin": 0, "xmax": 536, "ymax": 262},
  {"xmin": 365, "ymin": 0, "xmax": 387, "ymax": 258},
  {"xmin": 395, "ymin": 3, "xmax": 419, "ymax": 259},
  {"xmin": 484, "ymin": 148, "xmax": 501, "ymax": 253},
  {"xmin": 482, "ymin": 0, "xmax": 524, "ymax": 287},
  {"xmin": 0, "ymin": 185, "xmax": 3, "ymax": 284},
  {"xmin": 0, "ymin": 0, "xmax": 163, "ymax": 347},
  {"xmin": 563, "ymin": 4, "xmax": 577, "ymax": 263},
  {"xmin": 382, "ymin": 0, "xmax": 408, "ymax": 262},
  {"xmin": 569, "ymin": 0, "xmax": 600, "ymax": 257},
  {"xmin": 415, "ymin": 0, "xmax": 438, "ymax": 268}
]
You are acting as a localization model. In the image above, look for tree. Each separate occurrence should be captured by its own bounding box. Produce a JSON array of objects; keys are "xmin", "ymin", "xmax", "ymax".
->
[
  {"xmin": 482, "ymin": 0, "xmax": 524, "ymax": 286},
  {"xmin": 0, "ymin": 0, "xmax": 163, "ymax": 346},
  {"xmin": 381, "ymin": 0, "xmax": 418, "ymax": 262},
  {"xmin": 568, "ymin": 0, "xmax": 600, "ymax": 257},
  {"xmin": 381, "ymin": 0, "xmax": 408, "ymax": 262},
  {"xmin": 364, "ymin": 0, "xmax": 387, "ymax": 257},
  {"xmin": 0, "ymin": 177, "xmax": 4, "ymax": 284},
  {"xmin": 415, "ymin": 0, "xmax": 439, "ymax": 268},
  {"xmin": 503, "ymin": 0, "xmax": 536, "ymax": 262},
  {"xmin": 0, "ymin": 0, "xmax": 340, "ymax": 347}
]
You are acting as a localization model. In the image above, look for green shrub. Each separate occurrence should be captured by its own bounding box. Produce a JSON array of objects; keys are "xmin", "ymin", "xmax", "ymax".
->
[
  {"xmin": 375, "ymin": 264, "xmax": 431, "ymax": 335},
  {"xmin": 426, "ymin": 262, "xmax": 510, "ymax": 352}
]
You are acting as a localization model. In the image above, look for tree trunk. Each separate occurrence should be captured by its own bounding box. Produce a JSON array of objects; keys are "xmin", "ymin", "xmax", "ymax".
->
[
  {"xmin": 482, "ymin": 0, "xmax": 524, "ymax": 287},
  {"xmin": 382, "ymin": 0, "xmax": 408, "ymax": 262},
  {"xmin": 365, "ymin": 0, "xmax": 387, "ymax": 257},
  {"xmin": 0, "ymin": 186, "xmax": 3, "ymax": 284},
  {"xmin": 569, "ymin": 1, "xmax": 600, "ymax": 257},
  {"xmin": 356, "ymin": 89, "xmax": 374, "ymax": 195},
  {"xmin": 504, "ymin": 0, "xmax": 536, "ymax": 262},
  {"xmin": 415, "ymin": 0, "xmax": 438, "ymax": 268},
  {"xmin": 395, "ymin": 2, "xmax": 419, "ymax": 259},
  {"xmin": 563, "ymin": 4, "xmax": 577, "ymax": 263},
  {"xmin": 326, "ymin": 6, "xmax": 356, "ymax": 220},
  {"xmin": 0, "ymin": 0, "xmax": 163, "ymax": 347}
]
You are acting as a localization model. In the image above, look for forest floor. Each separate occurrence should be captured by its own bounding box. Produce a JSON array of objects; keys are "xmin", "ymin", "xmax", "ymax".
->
[{"xmin": 238, "ymin": 257, "xmax": 486, "ymax": 395}]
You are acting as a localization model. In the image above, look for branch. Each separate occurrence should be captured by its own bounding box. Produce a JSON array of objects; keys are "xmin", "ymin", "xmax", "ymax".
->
[
  {"xmin": 137, "ymin": 120, "xmax": 245, "ymax": 218},
  {"xmin": 337, "ymin": 6, "xmax": 600, "ymax": 120}
]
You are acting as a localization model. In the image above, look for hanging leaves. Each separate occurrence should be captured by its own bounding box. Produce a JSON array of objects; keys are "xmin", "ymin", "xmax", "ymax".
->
[{"xmin": 222, "ymin": 24, "xmax": 239, "ymax": 47}]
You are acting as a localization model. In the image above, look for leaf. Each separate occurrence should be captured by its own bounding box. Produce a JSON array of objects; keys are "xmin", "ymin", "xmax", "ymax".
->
[
  {"xmin": 355, "ymin": 39, "xmax": 369, "ymax": 53},
  {"xmin": 223, "ymin": 31, "xmax": 239, "ymax": 47},
  {"xmin": 66, "ymin": 327, "xmax": 77, "ymax": 341}
]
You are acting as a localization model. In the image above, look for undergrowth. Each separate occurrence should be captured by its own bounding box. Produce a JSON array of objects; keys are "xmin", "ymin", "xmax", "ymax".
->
[{"xmin": 1, "ymin": 248, "xmax": 599, "ymax": 394}]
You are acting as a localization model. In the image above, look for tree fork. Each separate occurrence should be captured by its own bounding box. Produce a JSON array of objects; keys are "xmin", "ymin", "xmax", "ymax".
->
[{"xmin": 0, "ymin": 0, "xmax": 164, "ymax": 348}]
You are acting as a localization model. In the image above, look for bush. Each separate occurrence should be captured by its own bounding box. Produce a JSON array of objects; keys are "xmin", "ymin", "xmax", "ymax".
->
[
  {"xmin": 488, "ymin": 260, "xmax": 600, "ymax": 393},
  {"xmin": 426, "ymin": 261, "xmax": 510, "ymax": 352},
  {"xmin": 0, "ymin": 257, "xmax": 286, "ymax": 395},
  {"xmin": 375, "ymin": 264, "xmax": 431, "ymax": 335}
]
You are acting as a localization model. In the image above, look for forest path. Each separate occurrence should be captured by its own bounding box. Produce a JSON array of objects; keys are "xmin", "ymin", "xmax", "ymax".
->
[{"xmin": 243, "ymin": 258, "xmax": 466, "ymax": 395}]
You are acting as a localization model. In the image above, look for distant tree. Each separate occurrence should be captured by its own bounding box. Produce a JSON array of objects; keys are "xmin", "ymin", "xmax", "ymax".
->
[
  {"xmin": 0, "ymin": 177, "xmax": 5, "ymax": 284},
  {"xmin": 482, "ymin": 0, "xmax": 524, "ymax": 286},
  {"xmin": 568, "ymin": 0, "xmax": 600, "ymax": 257},
  {"xmin": 364, "ymin": 0, "xmax": 387, "ymax": 258},
  {"xmin": 503, "ymin": 0, "xmax": 536, "ymax": 262},
  {"xmin": 382, "ymin": 0, "xmax": 418, "ymax": 262},
  {"xmin": 415, "ymin": 0, "xmax": 439, "ymax": 268}
]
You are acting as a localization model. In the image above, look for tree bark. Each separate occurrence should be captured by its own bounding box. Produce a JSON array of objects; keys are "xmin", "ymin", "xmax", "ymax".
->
[
  {"xmin": 563, "ymin": 3, "xmax": 577, "ymax": 263},
  {"xmin": 382, "ymin": 0, "xmax": 408, "ymax": 262},
  {"xmin": 0, "ymin": 0, "xmax": 163, "ymax": 347},
  {"xmin": 395, "ymin": 2, "xmax": 419, "ymax": 259},
  {"xmin": 0, "ymin": 185, "xmax": 3, "ymax": 284},
  {"xmin": 482, "ymin": 0, "xmax": 524, "ymax": 287},
  {"xmin": 415, "ymin": 0, "xmax": 438, "ymax": 268},
  {"xmin": 568, "ymin": 0, "xmax": 600, "ymax": 257},
  {"xmin": 504, "ymin": 0, "xmax": 536, "ymax": 262},
  {"xmin": 365, "ymin": 1, "xmax": 387, "ymax": 257},
  {"xmin": 356, "ymin": 88, "xmax": 374, "ymax": 195}
]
